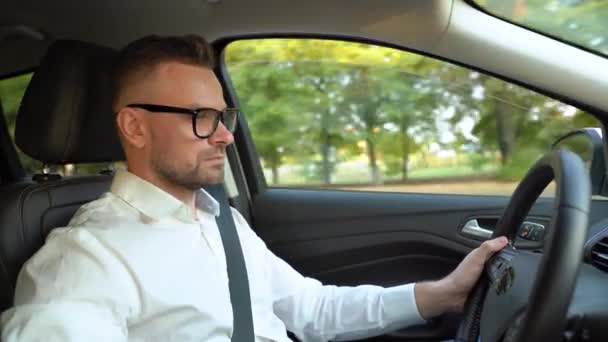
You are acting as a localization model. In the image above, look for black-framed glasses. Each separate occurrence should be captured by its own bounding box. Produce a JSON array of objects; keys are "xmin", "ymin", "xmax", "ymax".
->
[{"xmin": 126, "ymin": 103, "xmax": 239, "ymax": 139}]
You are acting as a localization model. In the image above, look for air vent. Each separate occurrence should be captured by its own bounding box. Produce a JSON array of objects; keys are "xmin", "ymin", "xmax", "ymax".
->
[{"xmin": 590, "ymin": 237, "xmax": 608, "ymax": 272}]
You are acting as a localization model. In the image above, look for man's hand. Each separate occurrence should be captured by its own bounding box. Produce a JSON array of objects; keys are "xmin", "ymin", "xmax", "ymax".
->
[{"xmin": 414, "ymin": 237, "xmax": 509, "ymax": 320}]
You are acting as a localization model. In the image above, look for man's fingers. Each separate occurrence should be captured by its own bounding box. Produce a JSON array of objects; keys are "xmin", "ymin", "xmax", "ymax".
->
[{"xmin": 477, "ymin": 236, "xmax": 509, "ymax": 261}]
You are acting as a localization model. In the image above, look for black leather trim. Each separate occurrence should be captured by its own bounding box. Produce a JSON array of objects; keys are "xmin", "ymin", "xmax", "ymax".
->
[
  {"xmin": 0, "ymin": 175, "xmax": 112, "ymax": 310},
  {"xmin": 15, "ymin": 40, "xmax": 124, "ymax": 164}
]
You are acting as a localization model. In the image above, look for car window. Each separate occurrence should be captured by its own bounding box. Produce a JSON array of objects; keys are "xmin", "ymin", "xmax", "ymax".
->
[
  {"xmin": 0, "ymin": 73, "xmax": 115, "ymax": 176},
  {"xmin": 224, "ymin": 38, "xmax": 600, "ymax": 196}
]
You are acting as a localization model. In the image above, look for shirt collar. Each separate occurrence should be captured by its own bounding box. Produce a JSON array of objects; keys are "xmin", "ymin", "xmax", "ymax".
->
[{"xmin": 110, "ymin": 169, "xmax": 220, "ymax": 222}]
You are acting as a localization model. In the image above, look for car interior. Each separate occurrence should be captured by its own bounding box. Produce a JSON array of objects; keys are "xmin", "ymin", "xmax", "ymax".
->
[{"xmin": 1, "ymin": 0, "xmax": 608, "ymax": 341}]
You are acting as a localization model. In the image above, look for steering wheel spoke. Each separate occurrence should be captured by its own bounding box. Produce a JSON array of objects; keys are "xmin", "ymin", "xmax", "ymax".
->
[{"xmin": 480, "ymin": 249, "xmax": 542, "ymax": 341}]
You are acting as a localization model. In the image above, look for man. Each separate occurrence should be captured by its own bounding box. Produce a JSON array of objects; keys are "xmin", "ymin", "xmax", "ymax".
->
[{"xmin": 1, "ymin": 35, "xmax": 507, "ymax": 341}]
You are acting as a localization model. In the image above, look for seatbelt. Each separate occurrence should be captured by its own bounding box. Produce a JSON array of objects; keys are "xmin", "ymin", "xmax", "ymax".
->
[{"xmin": 203, "ymin": 184, "xmax": 255, "ymax": 342}]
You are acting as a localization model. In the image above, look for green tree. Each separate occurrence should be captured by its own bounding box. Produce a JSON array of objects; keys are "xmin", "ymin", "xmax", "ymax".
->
[
  {"xmin": 384, "ymin": 79, "xmax": 439, "ymax": 181},
  {"xmin": 227, "ymin": 40, "xmax": 357, "ymax": 185},
  {"xmin": 227, "ymin": 60, "xmax": 304, "ymax": 184},
  {"xmin": 226, "ymin": 37, "xmax": 600, "ymax": 189}
]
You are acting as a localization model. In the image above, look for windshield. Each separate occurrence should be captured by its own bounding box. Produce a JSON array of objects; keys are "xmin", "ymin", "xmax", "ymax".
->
[{"xmin": 473, "ymin": 0, "xmax": 608, "ymax": 57}]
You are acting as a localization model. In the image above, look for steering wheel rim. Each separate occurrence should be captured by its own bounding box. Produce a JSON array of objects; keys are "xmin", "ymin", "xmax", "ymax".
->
[{"xmin": 456, "ymin": 149, "xmax": 591, "ymax": 342}]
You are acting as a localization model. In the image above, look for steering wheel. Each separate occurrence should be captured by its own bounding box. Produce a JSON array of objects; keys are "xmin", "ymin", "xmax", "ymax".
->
[{"xmin": 455, "ymin": 149, "xmax": 591, "ymax": 342}]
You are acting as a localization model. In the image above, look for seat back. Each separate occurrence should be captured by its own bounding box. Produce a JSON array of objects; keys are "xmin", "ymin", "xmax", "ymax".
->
[
  {"xmin": 0, "ymin": 176, "xmax": 112, "ymax": 310},
  {"xmin": 0, "ymin": 40, "xmax": 123, "ymax": 311}
]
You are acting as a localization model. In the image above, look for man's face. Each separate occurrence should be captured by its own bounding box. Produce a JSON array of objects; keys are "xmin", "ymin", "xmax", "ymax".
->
[{"xmin": 132, "ymin": 62, "xmax": 234, "ymax": 189}]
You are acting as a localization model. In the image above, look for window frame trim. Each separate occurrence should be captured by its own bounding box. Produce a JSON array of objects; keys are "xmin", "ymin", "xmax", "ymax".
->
[{"xmin": 464, "ymin": 0, "xmax": 608, "ymax": 61}]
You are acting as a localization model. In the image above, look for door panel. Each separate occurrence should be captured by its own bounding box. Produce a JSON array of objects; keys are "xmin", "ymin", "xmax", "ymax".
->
[
  {"xmin": 252, "ymin": 188, "xmax": 553, "ymax": 261},
  {"xmin": 248, "ymin": 188, "xmax": 608, "ymax": 340}
]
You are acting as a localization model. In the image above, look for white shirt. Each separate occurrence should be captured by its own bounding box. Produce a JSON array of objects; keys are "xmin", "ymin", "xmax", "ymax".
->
[{"xmin": 1, "ymin": 170, "xmax": 425, "ymax": 342}]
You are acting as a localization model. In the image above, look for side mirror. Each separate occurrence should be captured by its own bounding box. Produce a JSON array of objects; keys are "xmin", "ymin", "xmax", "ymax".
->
[{"xmin": 552, "ymin": 128, "xmax": 607, "ymax": 195}]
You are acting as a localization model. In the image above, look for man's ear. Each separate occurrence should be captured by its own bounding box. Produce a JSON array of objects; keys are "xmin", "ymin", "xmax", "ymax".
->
[{"xmin": 116, "ymin": 108, "xmax": 147, "ymax": 149}]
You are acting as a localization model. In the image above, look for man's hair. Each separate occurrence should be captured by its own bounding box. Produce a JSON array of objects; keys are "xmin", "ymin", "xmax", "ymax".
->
[{"xmin": 112, "ymin": 34, "xmax": 216, "ymax": 109}]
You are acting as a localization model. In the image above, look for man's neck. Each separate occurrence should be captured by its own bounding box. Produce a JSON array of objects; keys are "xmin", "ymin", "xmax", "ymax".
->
[{"xmin": 128, "ymin": 168, "xmax": 197, "ymax": 214}]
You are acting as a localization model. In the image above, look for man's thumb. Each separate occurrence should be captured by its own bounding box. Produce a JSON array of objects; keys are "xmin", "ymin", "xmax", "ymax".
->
[{"xmin": 479, "ymin": 236, "xmax": 508, "ymax": 261}]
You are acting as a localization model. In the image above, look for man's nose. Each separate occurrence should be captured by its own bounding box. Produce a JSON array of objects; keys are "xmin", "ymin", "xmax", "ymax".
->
[{"xmin": 209, "ymin": 121, "xmax": 234, "ymax": 146}]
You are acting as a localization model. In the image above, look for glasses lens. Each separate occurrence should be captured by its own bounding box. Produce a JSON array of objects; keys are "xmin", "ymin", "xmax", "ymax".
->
[
  {"xmin": 194, "ymin": 108, "xmax": 239, "ymax": 137},
  {"xmin": 195, "ymin": 109, "xmax": 219, "ymax": 137},
  {"xmin": 223, "ymin": 108, "xmax": 239, "ymax": 132}
]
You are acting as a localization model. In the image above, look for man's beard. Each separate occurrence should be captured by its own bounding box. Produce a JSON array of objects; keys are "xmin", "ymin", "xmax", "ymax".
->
[{"xmin": 151, "ymin": 149, "xmax": 225, "ymax": 191}]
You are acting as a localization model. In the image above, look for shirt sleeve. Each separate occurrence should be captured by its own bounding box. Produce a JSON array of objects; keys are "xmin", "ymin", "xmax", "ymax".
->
[
  {"xmin": 1, "ymin": 228, "xmax": 138, "ymax": 342},
  {"xmin": 268, "ymin": 251, "xmax": 426, "ymax": 342},
  {"xmin": 230, "ymin": 210, "xmax": 426, "ymax": 342}
]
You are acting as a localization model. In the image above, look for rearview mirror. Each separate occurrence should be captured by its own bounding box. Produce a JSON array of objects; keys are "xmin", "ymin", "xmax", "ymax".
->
[{"xmin": 552, "ymin": 128, "xmax": 607, "ymax": 195}]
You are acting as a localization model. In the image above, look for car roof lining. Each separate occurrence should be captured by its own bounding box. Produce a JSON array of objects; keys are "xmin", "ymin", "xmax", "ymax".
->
[
  {"xmin": 1, "ymin": 0, "xmax": 607, "ymax": 114},
  {"xmin": 0, "ymin": 0, "xmax": 451, "ymax": 77}
]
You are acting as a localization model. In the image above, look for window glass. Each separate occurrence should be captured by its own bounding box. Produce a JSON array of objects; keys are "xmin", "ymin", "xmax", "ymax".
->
[{"xmin": 224, "ymin": 39, "xmax": 599, "ymax": 195}]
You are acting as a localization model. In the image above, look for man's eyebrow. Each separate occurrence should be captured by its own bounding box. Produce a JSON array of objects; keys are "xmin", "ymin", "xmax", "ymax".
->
[{"xmin": 188, "ymin": 103, "xmax": 227, "ymax": 110}]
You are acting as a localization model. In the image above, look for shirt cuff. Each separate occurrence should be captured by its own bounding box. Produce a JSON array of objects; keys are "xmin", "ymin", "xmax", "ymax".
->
[{"xmin": 382, "ymin": 283, "xmax": 427, "ymax": 328}]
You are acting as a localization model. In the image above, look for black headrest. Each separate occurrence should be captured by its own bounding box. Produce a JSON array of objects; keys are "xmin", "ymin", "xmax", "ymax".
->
[{"xmin": 15, "ymin": 40, "xmax": 124, "ymax": 164}]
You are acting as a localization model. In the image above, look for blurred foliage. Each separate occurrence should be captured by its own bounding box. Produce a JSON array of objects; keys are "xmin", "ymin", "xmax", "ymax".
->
[{"xmin": 225, "ymin": 38, "xmax": 600, "ymax": 188}]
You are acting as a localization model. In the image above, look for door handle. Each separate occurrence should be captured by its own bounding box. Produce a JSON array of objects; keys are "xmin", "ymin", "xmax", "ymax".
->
[{"xmin": 461, "ymin": 219, "xmax": 493, "ymax": 240}]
